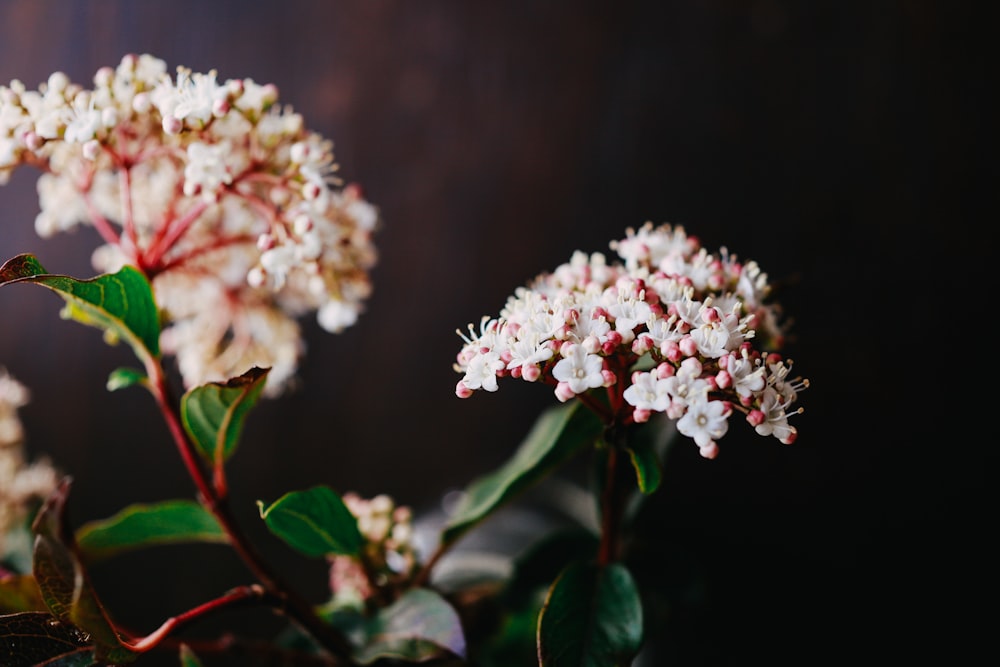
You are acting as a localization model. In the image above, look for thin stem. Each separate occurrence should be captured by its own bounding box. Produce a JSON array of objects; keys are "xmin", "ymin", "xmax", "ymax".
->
[
  {"xmin": 597, "ymin": 427, "xmax": 631, "ymax": 567},
  {"xmin": 118, "ymin": 166, "xmax": 140, "ymax": 259},
  {"xmin": 125, "ymin": 585, "xmax": 269, "ymax": 653},
  {"xmin": 144, "ymin": 358, "xmax": 356, "ymax": 662},
  {"xmin": 144, "ymin": 199, "xmax": 211, "ymax": 269}
]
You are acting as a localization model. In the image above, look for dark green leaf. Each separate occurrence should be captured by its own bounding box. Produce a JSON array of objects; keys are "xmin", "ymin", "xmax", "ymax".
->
[
  {"xmin": 354, "ymin": 589, "xmax": 466, "ymax": 664},
  {"xmin": 505, "ymin": 529, "xmax": 599, "ymax": 609},
  {"xmin": 75, "ymin": 500, "xmax": 227, "ymax": 562},
  {"xmin": 106, "ymin": 367, "xmax": 147, "ymax": 392},
  {"xmin": 258, "ymin": 486, "xmax": 363, "ymax": 558},
  {"xmin": 0, "ymin": 574, "xmax": 46, "ymax": 613},
  {"xmin": 537, "ymin": 561, "xmax": 643, "ymax": 667},
  {"xmin": 0, "ymin": 611, "xmax": 95, "ymax": 666},
  {"xmin": 31, "ymin": 478, "xmax": 136, "ymax": 663},
  {"xmin": 625, "ymin": 444, "xmax": 661, "ymax": 496},
  {"xmin": 179, "ymin": 643, "xmax": 203, "ymax": 667},
  {"xmin": 442, "ymin": 401, "xmax": 603, "ymax": 546},
  {"xmin": 0, "ymin": 254, "xmax": 160, "ymax": 365},
  {"xmin": 181, "ymin": 367, "xmax": 269, "ymax": 466}
]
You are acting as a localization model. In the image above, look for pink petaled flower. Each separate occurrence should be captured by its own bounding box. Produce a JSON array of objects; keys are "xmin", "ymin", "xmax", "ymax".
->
[
  {"xmin": 0, "ymin": 54, "xmax": 380, "ymax": 395},
  {"xmin": 454, "ymin": 222, "xmax": 809, "ymax": 456}
]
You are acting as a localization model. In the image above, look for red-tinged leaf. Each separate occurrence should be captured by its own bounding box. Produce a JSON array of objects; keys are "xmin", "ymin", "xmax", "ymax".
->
[
  {"xmin": 0, "ymin": 573, "xmax": 47, "ymax": 613},
  {"xmin": 0, "ymin": 254, "xmax": 161, "ymax": 366},
  {"xmin": 31, "ymin": 478, "xmax": 136, "ymax": 664},
  {"xmin": 0, "ymin": 611, "xmax": 95, "ymax": 666},
  {"xmin": 181, "ymin": 367, "xmax": 269, "ymax": 466},
  {"xmin": 537, "ymin": 561, "xmax": 644, "ymax": 667}
]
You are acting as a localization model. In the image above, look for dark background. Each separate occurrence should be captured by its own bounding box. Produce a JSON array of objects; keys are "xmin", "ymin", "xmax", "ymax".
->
[{"xmin": 0, "ymin": 1, "xmax": 990, "ymax": 665}]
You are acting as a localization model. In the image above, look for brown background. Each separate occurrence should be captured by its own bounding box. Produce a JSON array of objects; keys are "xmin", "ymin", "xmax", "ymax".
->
[{"xmin": 0, "ymin": 1, "xmax": 989, "ymax": 665}]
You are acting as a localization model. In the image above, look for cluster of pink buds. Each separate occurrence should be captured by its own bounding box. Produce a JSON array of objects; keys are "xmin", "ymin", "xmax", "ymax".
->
[
  {"xmin": 327, "ymin": 493, "xmax": 419, "ymax": 609},
  {"xmin": 454, "ymin": 222, "xmax": 808, "ymax": 458},
  {"xmin": 0, "ymin": 54, "xmax": 379, "ymax": 394}
]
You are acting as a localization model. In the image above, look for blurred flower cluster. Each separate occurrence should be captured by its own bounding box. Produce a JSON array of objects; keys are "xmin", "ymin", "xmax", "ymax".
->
[
  {"xmin": 455, "ymin": 222, "xmax": 807, "ymax": 458},
  {"xmin": 0, "ymin": 54, "xmax": 379, "ymax": 395},
  {"xmin": 0, "ymin": 367, "xmax": 57, "ymax": 562}
]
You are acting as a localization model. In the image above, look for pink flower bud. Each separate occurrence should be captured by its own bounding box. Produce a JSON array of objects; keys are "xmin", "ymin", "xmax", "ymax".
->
[
  {"xmin": 656, "ymin": 362, "xmax": 674, "ymax": 379},
  {"xmin": 554, "ymin": 381, "xmax": 576, "ymax": 403},
  {"xmin": 662, "ymin": 340, "xmax": 682, "ymax": 362},
  {"xmin": 679, "ymin": 336, "xmax": 698, "ymax": 357},
  {"xmin": 633, "ymin": 408, "xmax": 651, "ymax": 423},
  {"xmin": 455, "ymin": 381, "xmax": 474, "ymax": 399},
  {"xmin": 746, "ymin": 409, "xmax": 765, "ymax": 427},
  {"xmin": 601, "ymin": 369, "xmax": 617, "ymax": 387},
  {"xmin": 162, "ymin": 115, "xmax": 183, "ymax": 135},
  {"xmin": 715, "ymin": 370, "xmax": 732, "ymax": 389},
  {"xmin": 522, "ymin": 364, "xmax": 541, "ymax": 382}
]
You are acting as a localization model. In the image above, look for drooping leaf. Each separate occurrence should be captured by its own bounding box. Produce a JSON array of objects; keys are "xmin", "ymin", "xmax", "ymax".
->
[
  {"xmin": 181, "ymin": 367, "xmax": 269, "ymax": 466},
  {"xmin": 623, "ymin": 416, "xmax": 675, "ymax": 496},
  {"xmin": 625, "ymin": 444, "xmax": 661, "ymax": 496},
  {"xmin": 0, "ymin": 611, "xmax": 95, "ymax": 666},
  {"xmin": 75, "ymin": 500, "xmax": 227, "ymax": 562},
  {"xmin": 179, "ymin": 643, "xmax": 204, "ymax": 667},
  {"xmin": 31, "ymin": 478, "xmax": 136, "ymax": 664},
  {"xmin": 0, "ymin": 574, "xmax": 47, "ymax": 613},
  {"xmin": 258, "ymin": 486, "xmax": 363, "ymax": 558},
  {"xmin": 353, "ymin": 589, "xmax": 466, "ymax": 664},
  {"xmin": 0, "ymin": 254, "xmax": 160, "ymax": 366},
  {"xmin": 106, "ymin": 367, "xmax": 147, "ymax": 392},
  {"xmin": 537, "ymin": 560, "xmax": 643, "ymax": 667},
  {"xmin": 442, "ymin": 401, "xmax": 603, "ymax": 547}
]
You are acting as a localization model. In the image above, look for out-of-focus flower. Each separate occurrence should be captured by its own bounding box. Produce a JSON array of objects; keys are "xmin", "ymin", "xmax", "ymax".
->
[
  {"xmin": 1, "ymin": 368, "xmax": 58, "ymax": 561},
  {"xmin": 327, "ymin": 493, "xmax": 419, "ymax": 610},
  {"xmin": 0, "ymin": 55, "xmax": 380, "ymax": 395},
  {"xmin": 454, "ymin": 222, "xmax": 809, "ymax": 457}
]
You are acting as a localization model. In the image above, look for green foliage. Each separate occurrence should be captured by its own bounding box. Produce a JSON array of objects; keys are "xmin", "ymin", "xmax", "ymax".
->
[
  {"xmin": 442, "ymin": 401, "xmax": 603, "ymax": 547},
  {"xmin": 178, "ymin": 644, "xmax": 204, "ymax": 666},
  {"xmin": 75, "ymin": 500, "xmax": 227, "ymax": 562},
  {"xmin": 353, "ymin": 589, "xmax": 466, "ymax": 664},
  {"xmin": 537, "ymin": 561, "xmax": 644, "ymax": 667},
  {"xmin": 105, "ymin": 367, "xmax": 147, "ymax": 392},
  {"xmin": 30, "ymin": 479, "xmax": 136, "ymax": 663},
  {"xmin": 258, "ymin": 486, "xmax": 364, "ymax": 558},
  {"xmin": 0, "ymin": 254, "xmax": 161, "ymax": 368},
  {"xmin": 180, "ymin": 367, "xmax": 269, "ymax": 466}
]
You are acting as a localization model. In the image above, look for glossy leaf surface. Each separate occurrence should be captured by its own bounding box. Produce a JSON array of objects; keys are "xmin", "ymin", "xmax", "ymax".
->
[
  {"xmin": 181, "ymin": 367, "xmax": 269, "ymax": 465},
  {"xmin": 75, "ymin": 500, "xmax": 227, "ymax": 562},
  {"xmin": 0, "ymin": 254, "xmax": 160, "ymax": 366},
  {"xmin": 354, "ymin": 589, "xmax": 466, "ymax": 664},
  {"xmin": 258, "ymin": 486, "xmax": 363, "ymax": 557},
  {"xmin": 442, "ymin": 401, "xmax": 603, "ymax": 546},
  {"xmin": 537, "ymin": 561, "xmax": 643, "ymax": 667}
]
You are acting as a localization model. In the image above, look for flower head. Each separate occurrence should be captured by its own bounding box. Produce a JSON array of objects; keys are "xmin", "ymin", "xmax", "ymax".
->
[
  {"xmin": 0, "ymin": 55, "xmax": 380, "ymax": 395},
  {"xmin": 454, "ymin": 222, "xmax": 809, "ymax": 457}
]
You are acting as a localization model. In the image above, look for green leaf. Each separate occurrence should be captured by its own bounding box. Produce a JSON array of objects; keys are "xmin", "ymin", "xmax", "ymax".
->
[
  {"xmin": 0, "ymin": 574, "xmax": 46, "ymax": 613},
  {"xmin": 354, "ymin": 589, "xmax": 466, "ymax": 664},
  {"xmin": 106, "ymin": 367, "xmax": 147, "ymax": 392},
  {"xmin": 442, "ymin": 401, "xmax": 603, "ymax": 547},
  {"xmin": 625, "ymin": 443, "xmax": 661, "ymax": 496},
  {"xmin": 258, "ymin": 486, "xmax": 363, "ymax": 558},
  {"xmin": 537, "ymin": 561, "xmax": 644, "ymax": 667},
  {"xmin": 31, "ymin": 478, "xmax": 136, "ymax": 664},
  {"xmin": 505, "ymin": 529, "xmax": 599, "ymax": 609},
  {"xmin": 75, "ymin": 500, "xmax": 227, "ymax": 562},
  {"xmin": 181, "ymin": 367, "xmax": 269, "ymax": 466},
  {"xmin": 0, "ymin": 611, "xmax": 95, "ymax": 666},
  {"xmin": 179, "ymin": 643, "xmax": 204, "ymax": 667},
  {"xmin": 0, "ymin": 254, "xmax": 160, "ymax": 366}
]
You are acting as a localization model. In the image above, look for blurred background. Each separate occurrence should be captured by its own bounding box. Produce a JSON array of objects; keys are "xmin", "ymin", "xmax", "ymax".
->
[{"xmin": 0, "ymin": 1, "xmax": 990, "ymax": 665}]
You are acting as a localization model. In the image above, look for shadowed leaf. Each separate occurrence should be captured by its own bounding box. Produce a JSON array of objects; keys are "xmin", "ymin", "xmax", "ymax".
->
[
  {"xmin": 0, "ymin": 254, "xmax": 160, "ymax": 366},
  {"xmin": 442, "ymin": 401, "xmax": 603, "ymax": 546},
  {"xmin": 0, "ymin": 611, "xmax": 95, "ymax": 666},
  {"xmin": 354, "ymin": 589, "xmax": 466, "ymax": 664},
  {"xmin": 0, "ymin": 574, "xmax": 46, "ymax": 613},
  {"xmin": 76, "ymin": 500, "xmax": 227, "ymax": 562},
  {"xmin": 31, "ymin": 478, "xmax": 136, "ymax": 664},
  {"xmin": 181, "ymin": 367, "xmax": 269, "ymax": 466},
  {"xmin": 537, "ymin": 561, "xmax": 643, "ymax": 667},
  {"xmin": 258, "ymin": 486, "xmax": 363, "ymax": 558}
]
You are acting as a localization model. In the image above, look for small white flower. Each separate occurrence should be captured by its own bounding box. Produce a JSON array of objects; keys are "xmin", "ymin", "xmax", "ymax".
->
[
  {"xmin": 623, "ymin": 371, "xmax": 671, "ymax": 413},
  {"xmin": 677, "ymin": 396, "xmax": 731, "ymax": 450},
  {"xmin": 552, "ymin": 343, "xmax": 604, "ymax": 394}
]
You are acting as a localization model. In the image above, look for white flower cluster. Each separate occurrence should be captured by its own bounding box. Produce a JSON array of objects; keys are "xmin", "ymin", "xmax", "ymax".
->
[
  {"xmin": 0, "ymin": 54, "xmax": 379, "ymax": 395},
  {"xmin": 328, "ymin": 493, "xmax": 418, "ymax": 609},
  {"xmin": 455, "ymin": 222, "xmax": 808, "ymax": 458},
  {"xmin": 1, "ymin": 368, "xmax": 58, "ymax": 559}
]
